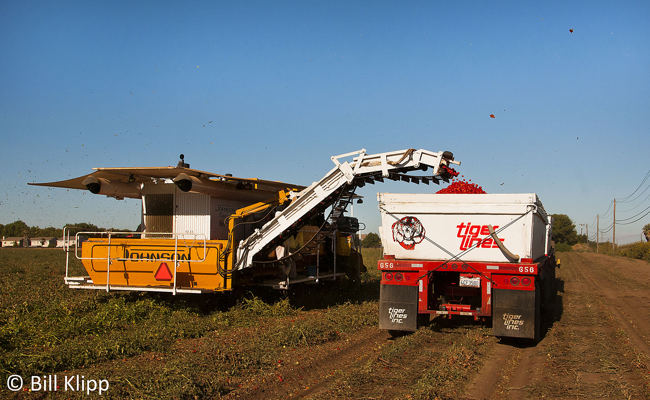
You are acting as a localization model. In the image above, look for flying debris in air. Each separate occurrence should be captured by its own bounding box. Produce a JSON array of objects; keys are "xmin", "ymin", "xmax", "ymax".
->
[
  {"xmin": 569, "ymin": 28, "xmax": 574, "ymax": 33},
  {"xmin": 489, "ymin": 114, "xmax": 495, "ymax": 119}
]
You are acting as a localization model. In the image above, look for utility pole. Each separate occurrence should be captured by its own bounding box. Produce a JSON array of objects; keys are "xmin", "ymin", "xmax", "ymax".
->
[
  {"xmin": 578, "ymin": 224, "xmax": 589, "ymax": 244},
  {"xmin": 613, "ymin": 198, "xmax": 616, "ymax": 251},
  {"xmin": 596, "ymin": 214, "xmax": 599, "ymax": 253}
]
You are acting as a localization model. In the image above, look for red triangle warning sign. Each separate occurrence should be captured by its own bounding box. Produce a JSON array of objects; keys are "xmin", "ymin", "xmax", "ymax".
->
[{"xmin": 154, "ymin": 263, "xmax": 173, "ymax": 281}]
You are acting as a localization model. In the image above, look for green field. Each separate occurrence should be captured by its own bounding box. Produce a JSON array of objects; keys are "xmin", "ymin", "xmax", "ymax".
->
[{"xmin": 0, "ymin": 247, "xmax": 384, "ymax": 398}]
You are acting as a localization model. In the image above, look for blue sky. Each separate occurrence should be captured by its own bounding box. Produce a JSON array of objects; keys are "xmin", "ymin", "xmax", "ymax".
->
[{"xmin": 1, "ymin": 1, "xmax": 648, "ymax": 244}]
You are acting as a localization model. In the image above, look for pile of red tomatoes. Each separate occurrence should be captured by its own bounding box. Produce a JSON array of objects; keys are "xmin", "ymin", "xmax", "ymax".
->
[{"xmin": 436, "ymin": 176, "xmax": 486, "ymax": 194}]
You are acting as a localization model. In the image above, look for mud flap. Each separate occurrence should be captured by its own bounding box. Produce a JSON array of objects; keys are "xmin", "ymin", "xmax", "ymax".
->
[
  {"xmin": 379, "ymin": 284, "xmax": 418, "ymax": 332},
  {"xmin": 492, "ymin": 288, "xmax": 540, "ymax": 340}
]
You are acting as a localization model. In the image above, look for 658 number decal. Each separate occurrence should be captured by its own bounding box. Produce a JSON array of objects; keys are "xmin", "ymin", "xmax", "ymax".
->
[
  {"xmin": 379, "ymin": 261, "xmax": 395, "ymax": 269},
  {"xmin": 518, "ymin": 266, "xmax": 536, "ymax": 274}
]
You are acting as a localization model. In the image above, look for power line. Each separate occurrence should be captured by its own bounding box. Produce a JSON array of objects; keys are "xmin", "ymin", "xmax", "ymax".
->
[
  {"xmin": 616, "ymin": 205, "xmax": 650, "ymax": 222},
  {"xmin": 599, "ymin": 200, "xmax": 614, "ymax": 217},
  {"xmin": 617, "ymin": 210, "xmax": 650, "ymax": 226},
  {"xmin": 618, "ymin": 169, "xmax": 650, "ymax": 203},
  {"xmin": 624, "ymin": 182, "xmax": 650, "ymax": 204},
  {"xmin": 618, "ymin": 187, "xmax": 650, "ymax": 212},
  {"xmin": 599, "ymin": 222, "xmax": 614, "ymax": 234},
  {"xmin": 592, "ymin": 170, "xmax": 649, "ymax": 243}
]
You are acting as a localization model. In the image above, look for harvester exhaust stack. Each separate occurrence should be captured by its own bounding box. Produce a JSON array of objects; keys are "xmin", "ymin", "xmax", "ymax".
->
[{"xmin": 176, "ymin": 154, "xmax": 190, "ymax": 168}]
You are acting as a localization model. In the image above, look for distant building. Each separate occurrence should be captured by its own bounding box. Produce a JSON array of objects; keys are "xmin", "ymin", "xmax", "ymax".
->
[
  {"xmin": 29, "ymin": 237, "xmax": 57, "ymax": 248},
  {"xmin": 1, "ymin": 237, "xmax": 25, "ymax": 247},
  {"xmin": 56, "ymin": 238, "xmax": 76, "ymax": 248}
]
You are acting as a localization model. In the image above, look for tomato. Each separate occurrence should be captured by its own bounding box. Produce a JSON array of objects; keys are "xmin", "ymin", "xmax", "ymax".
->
[{"xmin": 436, "ymin": 179, "xmax": 486, "ymax": 194}]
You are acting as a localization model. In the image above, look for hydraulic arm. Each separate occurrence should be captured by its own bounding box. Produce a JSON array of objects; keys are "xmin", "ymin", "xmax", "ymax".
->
[{"xmin": 223, "ymin": 189, "xmax": 294, "ymax": 275}]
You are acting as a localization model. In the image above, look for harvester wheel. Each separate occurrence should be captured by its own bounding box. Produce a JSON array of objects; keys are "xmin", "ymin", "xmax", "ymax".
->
[{"xmin": 343, "ymin": 251, "xmax": 363, "ymax": 286}]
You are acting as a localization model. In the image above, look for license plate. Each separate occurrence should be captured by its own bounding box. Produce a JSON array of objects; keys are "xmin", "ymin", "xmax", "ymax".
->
[{"xmin": 459, "ymin": 276, "xmax": 481, "ymax": 288}]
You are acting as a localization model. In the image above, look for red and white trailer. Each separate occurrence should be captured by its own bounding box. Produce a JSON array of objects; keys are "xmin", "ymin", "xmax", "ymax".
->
[{"xmin": 377, "ymin": 193, "xmax": 557, "ymax": 340}]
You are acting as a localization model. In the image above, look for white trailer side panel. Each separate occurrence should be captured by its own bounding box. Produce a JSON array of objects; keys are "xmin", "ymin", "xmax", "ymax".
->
[{"xmin": 378, "ymin": 193, "xmax": 549, "ymax": 263}]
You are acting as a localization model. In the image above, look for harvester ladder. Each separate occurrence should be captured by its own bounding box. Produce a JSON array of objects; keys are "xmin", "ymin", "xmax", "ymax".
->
[
  {"xmin": 234, "ymin": 148, "xmax": 458, "ymax": 270},
  {"xmin": 329, "ymin": 186, "xmax": 357, "ymax": 223}
]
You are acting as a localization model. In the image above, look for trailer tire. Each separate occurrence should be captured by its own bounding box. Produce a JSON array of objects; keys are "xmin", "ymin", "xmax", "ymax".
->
[
  {"xmin": 417, "ymin": 313, "xmax": 431, "ymax": 328},
  {"xmin": 534, "ymin": 280, "xmax": 542, "ymax": 342},
  {"xmin": 541, "ymin": 262, "xmax": 556, "ymax": 314},
  {"xmin": 388, "ymin": 330, "xmax": 409, "ymax": 338}
]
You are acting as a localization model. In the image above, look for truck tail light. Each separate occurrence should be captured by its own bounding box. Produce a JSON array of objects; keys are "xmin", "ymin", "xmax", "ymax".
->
[
  {"xmin": 510, "ymin": 276, "xmax": 520, "ymax": 286},
  {"xmin": 384, "ymin": 273, "xmax": 393, "ymax": 281},
  {"xmin": 394, "ymin": 272, "xmax": 403, "ymax": 281},
  {"xmin": 521, "ymin": 277, "xmax": 531, "ymax": 286}
]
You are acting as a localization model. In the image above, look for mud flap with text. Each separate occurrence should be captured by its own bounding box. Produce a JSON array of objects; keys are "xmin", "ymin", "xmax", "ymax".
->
[
  {"xmin": 492, "ymin": 288, "xmax": 540, "ymax": 340},
  {"xmin": 379, "ymin": 284, "xmax": 418, "ymax": 332}
]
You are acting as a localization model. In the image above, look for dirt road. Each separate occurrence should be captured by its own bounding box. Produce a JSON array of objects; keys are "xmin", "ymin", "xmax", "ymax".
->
[
  {"xmin": 464, "ymin": 251, "xmax": 649, "ymax": 400},
  {"xmin": 224, "ymin": 252, "xmax": 649, "ymax": 399}
]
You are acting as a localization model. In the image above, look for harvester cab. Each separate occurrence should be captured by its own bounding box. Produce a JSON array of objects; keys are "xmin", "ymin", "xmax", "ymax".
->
[{"xmin": 30, "ymin": 148, "xmax": 460, "ymax": 294}]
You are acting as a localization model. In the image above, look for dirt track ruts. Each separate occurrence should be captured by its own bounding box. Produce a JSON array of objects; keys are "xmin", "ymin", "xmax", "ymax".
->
[
  {"xmin": 225, "ymin": 252, "xmax": 649, "ymax": 400},
  {"xmin": 463, "ymin": 252, "xmax": 649, "ymax": 400}
]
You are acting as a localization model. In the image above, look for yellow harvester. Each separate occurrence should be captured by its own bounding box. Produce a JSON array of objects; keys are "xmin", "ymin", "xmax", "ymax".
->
[{"xmin": 30, "ymin": 149, "xmax": 459, "ymax": 294}]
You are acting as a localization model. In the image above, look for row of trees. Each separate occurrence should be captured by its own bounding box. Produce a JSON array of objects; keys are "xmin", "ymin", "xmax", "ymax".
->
[
  {"xmin": 5, "ymin": 216, "xmax": 640, "ymax": 246},
  {"xmin": 0, "ymin": 220, "xmax": 122, "ymax": 238},
  {"xmin": 550, "ymin": 214, "xmax": 579, "ymax": 245},
  {"xmin": 1, "ymin": 220, "xmax": 61, "ymax": 238},
  {"xmin": 552, "ymin": 215, "xmax": 650, "ymax": 246},
  {"xmin": 361, "ymin": 232, "xmax": 382, "ymax": 248}
]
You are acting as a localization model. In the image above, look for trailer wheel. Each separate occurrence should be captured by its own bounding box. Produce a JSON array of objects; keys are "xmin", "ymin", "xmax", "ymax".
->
[
  {"xmin": 417, "ymin": 313, "xmax": 431, "ymax": 328},
  {"xmin": 542, "ymin": 264, "xmax": 556, "ymax": 311},
  {"xmin": 388, "ymin": 330, "xmax": 409, "ymax": 338},
  {"xmin": 534, "ymin": 280, "xmax": 542, "ymax": 342}
]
